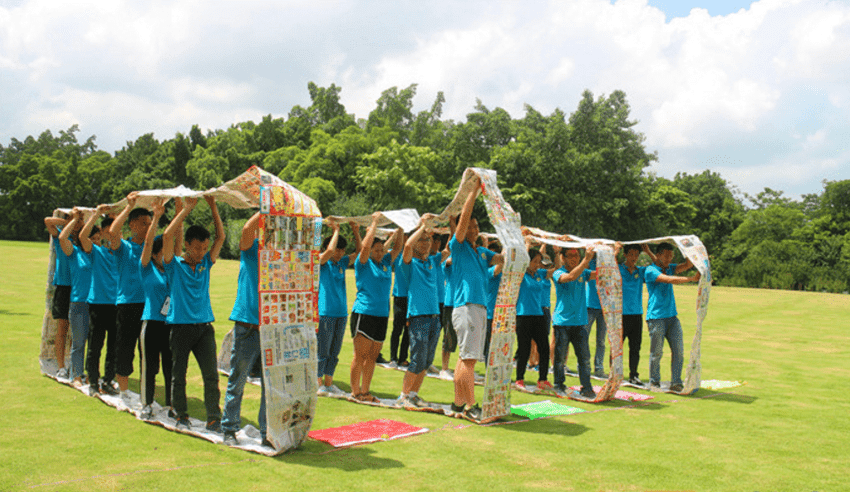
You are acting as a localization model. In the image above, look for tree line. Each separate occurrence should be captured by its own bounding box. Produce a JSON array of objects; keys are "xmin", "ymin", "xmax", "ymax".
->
[{"xmin": 1, "ymin": 82, "xmax": 848, "ymax": 293}]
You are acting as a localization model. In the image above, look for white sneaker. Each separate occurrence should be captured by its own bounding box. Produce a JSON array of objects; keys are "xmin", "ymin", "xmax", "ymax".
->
[
  {"xmin": 56, "ymin": 367, "xmax": 69, "ymax": 380},
  {"xmin": 317, "ymin": 385, "xmax": 331, "ymax": 396},
  {"xmin": 387, "ymin": 360, "xmax": 398, "ymax": 369},
  {"xmin": 327, "ymin": 384, "xmax": 345, "ymax": 396},
  {"xmin": 439, "ymin": 370, "xmax": 453, "ymax": 380}
]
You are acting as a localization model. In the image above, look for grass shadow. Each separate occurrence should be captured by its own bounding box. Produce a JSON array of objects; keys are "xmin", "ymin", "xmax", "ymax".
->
[
  {"xmin": 701, "ymin": 391, "xmax": 758, "ymax": 404},
  {"xmin": 284, "ymin": 442, "xmax": 405, "ymax": 471},
  {"xmin": 494, "ymin": 417, "xmax": 590, "ymax": 436},
  {"xmin": 0, "ymin": 309, "xmax": 29, "ymax": 316}
]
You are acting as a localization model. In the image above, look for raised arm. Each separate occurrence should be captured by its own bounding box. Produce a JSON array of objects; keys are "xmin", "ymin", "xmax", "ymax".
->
[
  {"xmin": 319, "ymin": 220, "xmax": 340, "ymax": 265},
  {"xmin": 44, "ymin": 215, "xmax": 68, "ymax": 238},
  {"xmin": 557, "ymin": 246, "xmax": 595, "ymax": 283},
  {"xmin": 545, "ymin": 244, "xmax": 562, "ymax": 279},
  {"xmin": 346, "ymin": 220, "xmax": 363, "ymax": 264},
  {"xmin": 359, "ymin": 212, "xmax": 381, "ymax": 264},
  {"xmin": 675, "ymin": 258, "xmax": 694, "ymax": 274},
  {"xmin": 653, "ymin": 270, "xmax": 700, "ymax": 284},
  {"xmin": 403, "ymin": 221, "xmax": 428, "ymax": 264},
  {"xmin": 642, "ymin": 243, "xmax": 657, "ymax": 263},
  {"xmin": 163, "ymin": 198, "xmax": 195, "ymax": 264},
  {"xmin": 454, "ymin": 179, "xmax": 479, "ymax": 245},
  {"xmin": 206, "ymin": 195, "xmax": 225, "ymax": 263},
  {"xmin": 80, "ymin": 204, "xmax": 109, "ymax": 253},
  {"xmin": 389, "ymin": 226, "xmax": 405, "ymax": 262},
  {"xmin": 109, "ymin": 191, "xmax": 138, "ymax": 249},
  {"xmin": 140, "ymin": 200, "xmax": 164, "ymax": 268},
  {"xmin": 492, "ymin": 254, "xmax": 505, "ymax": 276},
  {"xmin": 240, "ymin": 211, "xmax": 261, "ymax": 251},
  {"xmin": 173, "ymin": 198, "xmax": 184, "ymax": 257},
  {"xmin": 58, "ymin": 211, "xmax": 80, "ymax": 257}
]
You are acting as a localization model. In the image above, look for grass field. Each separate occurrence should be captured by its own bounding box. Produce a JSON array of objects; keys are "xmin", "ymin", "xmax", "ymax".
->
[{"xmin": 1, "ymin": 239, "xmax": 848, "ymax": 491}]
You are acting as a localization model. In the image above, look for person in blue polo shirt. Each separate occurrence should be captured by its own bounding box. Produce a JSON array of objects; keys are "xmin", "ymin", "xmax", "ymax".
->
[
  {"xmin": 162, "ymin": 195, "xmax": 225, "ymax": 432},
  {"xmin": 449, "ymin": 182, "xmax": 500, "ymax": 421},
  {"xmin": 614, "ymin": 242, "xmax": 649, "ymax": 386},
  {"xmin": 644, "ymin": 242, "xmax": 699, "ymax": 393},
  {"xmin": 81, "ymin": 204, "xmax": 120, "ymax": 396},
  {"xmin": 396, "ymin": 215, "xmax": 447, "ymax": 407},
  {"xmin": 109, "ymin": 192, "xmax": 154, "ymax": 402},
  {"xmin": 222, "ymin": 211, "xmax": 269, "ymax": 446},
  {"xmin": 552, "ymin": 246, "xmax": 597, "ymax": 398},
  {"xmin": 138, "ymin": 199, "xmax": 176, "ymax": 420},
  {"xmin": 513, "ymin": 248, "xmax": 555, "ymax": 392},
  {"xmin": 58, "ymin": 209, "xmax": 96, "ymax": 389},
  {"xmin": 349, "ymin": 212, "xmax": 404, "ymax": 403},
  {"xmin": 316, "ymin": 219, "xmax": 361, "ymax": 396},
  {"xmin": 44, "ymin": 212, "xmax": 75, "ymax": 380}
]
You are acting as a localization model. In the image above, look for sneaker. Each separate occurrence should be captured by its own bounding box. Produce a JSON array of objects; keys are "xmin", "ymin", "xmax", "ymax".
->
[
  {"xmin": 537, "ymin": 380, "xmax": 554, "ymax": 391},
  {"xmin": 580, "ymin": 387, "xmax": 597, "ymax": 399},
  {"xmin": 593, "ymin": 370, "xmax": 608, "ymax": 379},
  {"xmin": 317, "ymin": 385, "xmax": 331, "ymax": 396},
  {"xmin": 439, "ymin": 370, "xmax": 453, "ymax": 380},
  {"xmin": 554, "ymin": 384, "xmax": 567, "ymax": 393},
  {"xmin": 99, "ymin": 380, "xmax": 119, "ymax": 396},
  {"xmin": 398, "ymin": 395, "xmax": 416, "ymax": 408},
  {"xmin": 140, "ymin": 405, "xmax": 154, "ymax": 421},
  {"xmin": 206, "ymin": 418, "xmax": 222, "ymax": 433},
  {"xmin": 175, "ymin": 416, "xmax": 191, "ymax": 430},
  {"xmin": 649, "ymin": 382, "xmax": 661, "ymax": 392},
  {"xmin": 327, "ymin": 384, "xmax": 345, "ymax": 396},
  {"xmin": 463, "ymin": 404, "xmax": 482, "ymax": 421},
  {"xmin": 629, "ymin": 376, "xmax": 643, "ymax": 386},
  {"xmin": 450, "ymin": 402, "xmax": 465, "ymax": 414},
  {"xmin": 514, "ymin": 380, "xmax": 527, "ymax": 390},
  {"xmin": 375, "ymin": 354, "xmax": 388, "ymax": 364},
  {"xmin": 223, "ymin": 431, "xmax": 238, "ymax": 446},
  {"xmin": 387, "ymin": 360, "xmax": 398, "ymax": 369},
  {"xmin": 427, "ymin": 365, "xmax": 440, "ymax": 374},
  {"xmin": 670, "ymin": 383, "xmax": 684, "ymax": 393},
  {"xmin": 56, "ymin": 367, "xmax": 69, "ymax": 380},
  {"xmin": 398, "ymin": 360, "xmax": 409, "ymax": 368},
  {"xmin": 167, "ymin": 407, "xmax": 177, "ymax": 419},
  {"xmin": 408, "ymin": 394, "xmax": 425, "ymax": 408}
]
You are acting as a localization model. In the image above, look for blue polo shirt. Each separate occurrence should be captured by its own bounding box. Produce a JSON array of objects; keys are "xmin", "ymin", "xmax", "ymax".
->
[
  {"xmin": 645, "ymin": 264, "xmax": 678, "ymax": 320},
  {"xmin": 401, "ymin": 253, "xmax": 441, "ymax": 317},
  {"xmin": 116, "ymin": 239, "xmax": 146, "ymax": 304},
  {"xmin": 52, "ymin": 230, "xmax": 72, "ymax": 287},
  {"xmin": 553, "ymin": 268, "xmax": 592, "ymax": 326},
  {"xmin": 141, "ymin": 261, "xmax": 169, "ymax": 322},
  {"xmin": 619, "ymin": 264, "xmax": 647, "ymax": 316},
  {"xmin": 449, "ymin": 236, "xmax": 496, "ymax": 308},
  {"xmin": 87, "ymin": 244, "xmax": 118, "ymax": 305},
  {"xmin": 442, "ymin": 260, "xmax": 454, "ymax": 308},
  {"xmin": 585, "ymin": 259, "xmax": 601, "ymax": 310},
  {"xmin": 319, "ymin": 255, "xmax": 350, "ymax": 317},
  {"xmin": 164, "ymin": 253, "xmax": 215, "ymax": 324},
  {"xmin": 68, "ymin": 245, "xmax": 92, "ymax": 303},
  {"xmin": 392, "ymin": 254, "xmax": 410, "ymax": 298},
  {"xmin": 486, "ymin": 266, "xmax": 501, "ymax": 319},
  {"xmin": 352, "ymin": 252, "xmax": 393, "ymax": 317},
  {"xmin": 516, "ymin": 269, "xmax": 546, "ymax": 316},
  {"xmin": 230, "ymin": 239, "xmax": 259, "ymax": 325}
]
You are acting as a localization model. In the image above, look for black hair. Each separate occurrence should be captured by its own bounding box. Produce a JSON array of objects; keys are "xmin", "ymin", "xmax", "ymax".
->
[
  {"xmin": 436, "ymin": 234, "xmax": 449, "ymax": 250},
  {"xmin": 185, "ymin": 225, "xmax": 211, "ymax": 244},
  {"xmin": 129, "ymin": 208, "xmax": 153, "ymax": 223},
  {"xmin": 657, "ymin": 242, "xmax": 675, "ymax": 253},
  {"xmin": 322, "ymin": 235, "xmax": 348, "ymax": 251},
  {"xmin": 488, "ymin": 242, "xmax": 502, "ymax": 253},
  {"xmin": 528, "ymin": 248, "xmax": 541, "ymax": 262},
  {"xmin": 624, "ymin": 244, "xmax": 641, "ymax": 254},
  {"xmin": 152, "ymin": 235, "xmax": 164, "ymax": 255},
  {"xmin": 101, "ymin": 217, "xmax": 114, "ymax": 229}
]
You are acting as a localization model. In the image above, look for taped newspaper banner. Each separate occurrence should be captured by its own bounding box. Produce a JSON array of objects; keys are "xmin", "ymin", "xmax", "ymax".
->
[{"xmin": 326, "ymin": 208, "xmax": 421, "ymax": 233}]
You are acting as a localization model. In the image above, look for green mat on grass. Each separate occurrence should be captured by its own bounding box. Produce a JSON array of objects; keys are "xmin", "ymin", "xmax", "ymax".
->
[{"xmin": 510, "ymin": 400, "xmax": 586, "ymax": 420}]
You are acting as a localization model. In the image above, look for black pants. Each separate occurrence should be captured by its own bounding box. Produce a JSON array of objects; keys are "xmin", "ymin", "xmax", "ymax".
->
[
  {"xmin": 515, "ymin": 315, "xmax": 550, "ymax": 382},
  {"xmin": 622, "ymin": 314, "xmax": 643, "ymax": 379},
  {"xmin": 170, "ymin": 323, "xmax": 221, "ymax": 420},
  {"xmin": 87, "ymin": 304, "xmax": 117, "ymax": 384},
  {"xmin": 140, "ymin": 320, "xmax": 172, "ymax": 407},
  {"xmin": 390, "ymin": 296, "xmax": 409, "ymax": 363},
  {"xmin": 116, "ymin": 303, "xmax": 144, "ymax": 377}
]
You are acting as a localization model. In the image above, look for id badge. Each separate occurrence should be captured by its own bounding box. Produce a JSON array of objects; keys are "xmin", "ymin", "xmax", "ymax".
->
[{"xmin": 160, "ymin": 296, "xmax": 171, "ymax": 316}]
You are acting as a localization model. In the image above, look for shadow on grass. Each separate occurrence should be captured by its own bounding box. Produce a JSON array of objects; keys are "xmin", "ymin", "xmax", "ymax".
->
[
  {"xmin": 0, "ymin": 309, "xmax": 29, "ymax": 316},
  {"xmin": 495, "ymin": 417, "xmax": 590, "ymax": 436},
  {"xmin": 285, "ymin": 442, "xmax": 405, "ymax": 470},
  {"xmin": 698, "ymin": 390, "xmax": 758, "ymax": 405}
]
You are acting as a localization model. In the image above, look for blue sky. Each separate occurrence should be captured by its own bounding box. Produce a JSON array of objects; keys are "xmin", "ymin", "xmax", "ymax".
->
[{"xmin": 1, "ymin": 0, "xmax": 848, "ymax": 203}]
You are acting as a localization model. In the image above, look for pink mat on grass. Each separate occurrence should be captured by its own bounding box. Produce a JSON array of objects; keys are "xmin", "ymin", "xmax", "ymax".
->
[
  {"xmin": 569, "ymin": 385, "xmax": 654, "ymax": 401},
  {"xmin": 308, "ymin": 419, "xmax": 429, "ymax": 447}
]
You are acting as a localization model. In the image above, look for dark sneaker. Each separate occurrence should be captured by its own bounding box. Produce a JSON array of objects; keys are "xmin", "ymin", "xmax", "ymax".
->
[
  {"xmin": 463, "ymin": 404, "xmax": 482, "ymax": 422},
  {"xmin": 99, "ymin": 380, "xmax": 119, "ymax": 396},
  {"xmin": 167, "ymin": 407, "xmax": 177, "ymax": 419},
  {"xmin": 140, "ymin": 405, "xmax": 154, "ymax": 421},
  {"xmin": 175, "ymin": 416, "xmax": 191, "ymax": 430},
  {"xmin": 206, "ymin": 418, "xmax": 222, "ymax": 433},
  {"xmin": 629, "ymin": 376, "xmax": 643, "ymax": 386},
  {"xmin": 593, "ymin": 370, "xmax": 608, "ymax": 379},
  {"xmin": 649, "ymin": 382, "xmax": 661, "ymax": 392},
  {"xmin": 409, "ymin": 395, "xmax": 426, "ymax": 408},
  {"xmin": 223, "ymin": 431, "xmax": 238, "ymax": 446},
  {"xmin": 580, "ymin": 387, "xmax": 597, "ymax": 399},
  {"xmin": 375, "ymin": 354, "xmax": 388, "ymax": 364},
  {"xmin": 670, "ymin": 383, "xmax": 684, "ymax": 393},
  {"xmin": 450, "ymin": 402, "xmax": 465, "ymax": 414}
]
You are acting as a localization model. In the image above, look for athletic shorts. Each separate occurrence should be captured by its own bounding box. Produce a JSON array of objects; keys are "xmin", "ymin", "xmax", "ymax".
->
[
  {"xmin": 452, "ymin": 303, "xmax": 486, "ymax": 361},
  {"xmin": 51, "ymin": 285, "xmax": 71, "ymax": 320},
  {"xmin": 350, "ymin": 312, "xmax": 389, "ymax": 343}
]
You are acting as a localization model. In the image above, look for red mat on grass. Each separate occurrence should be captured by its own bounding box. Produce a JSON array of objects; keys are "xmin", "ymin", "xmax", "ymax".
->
[{"xmin": 308, "ymin": 419, "xmax": 429, "ymax": 447}]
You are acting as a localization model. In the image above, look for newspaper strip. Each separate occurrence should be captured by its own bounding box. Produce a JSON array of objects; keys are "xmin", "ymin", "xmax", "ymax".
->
[
  {"xmin": 592, "ymin": 244, "xmax": 624, "ymax": 400},
  {"xmin": 326, "ymin": 208, "xmax": 421, "ymax": 233}
]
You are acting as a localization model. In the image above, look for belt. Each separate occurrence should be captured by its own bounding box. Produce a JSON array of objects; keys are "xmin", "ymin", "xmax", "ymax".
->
[{"xmin": 236, "ymin": 321, "xmax": 260, "ymax": 330}]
